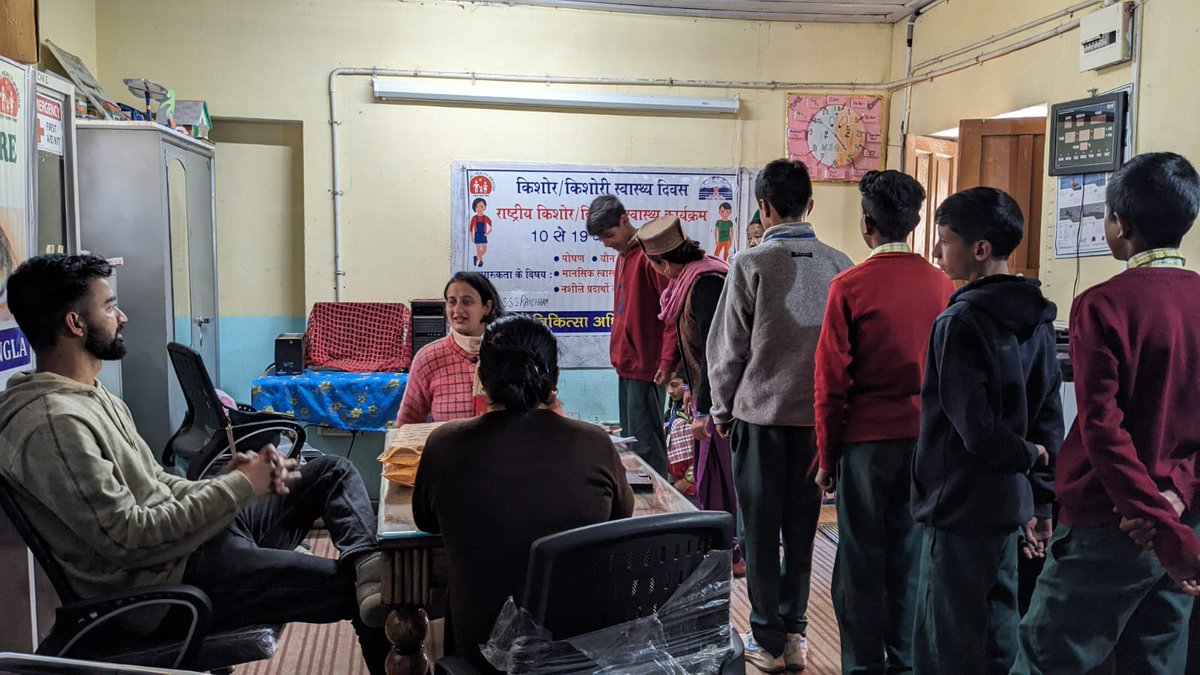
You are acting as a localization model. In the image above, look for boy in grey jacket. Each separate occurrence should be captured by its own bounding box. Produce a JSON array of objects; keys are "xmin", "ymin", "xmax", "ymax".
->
[{"xmin": 709, "ymin": 159, "xmax": 853, "ymax": 672}]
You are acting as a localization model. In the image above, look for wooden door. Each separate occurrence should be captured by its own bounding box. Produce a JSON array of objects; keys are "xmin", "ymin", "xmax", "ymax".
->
[
  {"xmin": 906, "ymin": 136, "xmax": 958, "ymax": 263},
  {"xmin": 957, "ymin": 118, "xmax": 1047, "ymax": 279}
]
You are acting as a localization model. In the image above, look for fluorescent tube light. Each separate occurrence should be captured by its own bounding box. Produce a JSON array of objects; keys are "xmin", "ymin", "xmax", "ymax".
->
[{"xmin": 373, "ymin": 79, "xmax": 740, "ymax": 115}]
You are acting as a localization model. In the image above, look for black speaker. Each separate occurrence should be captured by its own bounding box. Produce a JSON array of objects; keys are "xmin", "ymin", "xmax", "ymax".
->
[
  {"xmin": 274, "ymin": 333, "xmax": 305, "ymax": 375},
  {"xmin": 411, "ymin": 299, "xmax": 447, "ymax": 356}
]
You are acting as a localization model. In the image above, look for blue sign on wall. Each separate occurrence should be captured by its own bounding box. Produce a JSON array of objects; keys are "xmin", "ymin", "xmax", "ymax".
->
[{"xmin": 0, "ymin": 326, "xmax": 31, "ymax": 372}]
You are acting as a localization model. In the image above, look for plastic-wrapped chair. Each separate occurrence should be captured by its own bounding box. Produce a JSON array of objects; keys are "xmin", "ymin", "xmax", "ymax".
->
[
  {"xmin": 437, "ymin": 511, "xmax": 744, "ymax": 674},
  {"xmin": 0, "ymin": 476, "xmax": 282, "ymax": 674},
  {"xmin": 162, "ymin": 342, "xmax": 308, "ymax": 479}
]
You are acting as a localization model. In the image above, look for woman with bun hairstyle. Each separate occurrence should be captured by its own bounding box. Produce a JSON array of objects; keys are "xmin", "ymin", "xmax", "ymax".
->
[{"xmin": 412, "ymin": 314, "xmax": 634, "ymax": 671}]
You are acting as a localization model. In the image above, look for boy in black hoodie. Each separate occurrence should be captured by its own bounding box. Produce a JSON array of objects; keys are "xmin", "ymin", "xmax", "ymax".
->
[{"xmin": 909, "ymin": 187, "xmax": 1064, "ymax": 674}]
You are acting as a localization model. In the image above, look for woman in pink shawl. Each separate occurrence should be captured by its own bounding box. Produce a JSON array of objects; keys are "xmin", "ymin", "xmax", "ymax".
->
[{"xmin": 639, "ymin": 216, "xmax": 744, "ymax": 577}]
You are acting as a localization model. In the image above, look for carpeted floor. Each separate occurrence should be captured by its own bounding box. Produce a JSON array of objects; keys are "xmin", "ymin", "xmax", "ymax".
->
[{"xmin": 244, "ymin": 506, "xmax": 842, "ymax": 674}]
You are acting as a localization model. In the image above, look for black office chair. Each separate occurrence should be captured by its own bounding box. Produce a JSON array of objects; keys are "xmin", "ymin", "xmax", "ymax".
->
[
  {"xmin": 163, "ymin": 342, "xmax": 307, "ymax": 479},
  {"xmin": 0, "ymin": 476, "xmax": 282, "ymax": 673},
  {"xmin": 436, "ymin": 511, "xmax": 744, "ymax": 674}
]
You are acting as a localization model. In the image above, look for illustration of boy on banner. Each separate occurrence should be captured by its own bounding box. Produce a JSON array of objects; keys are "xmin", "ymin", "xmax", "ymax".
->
[
  {"xmin": 469, "ymin": 197, "xmax": 493, "ymax": 268},
  {"xmin": 713, "ymin": 202, "xmax": 734, "ymax": 261}
]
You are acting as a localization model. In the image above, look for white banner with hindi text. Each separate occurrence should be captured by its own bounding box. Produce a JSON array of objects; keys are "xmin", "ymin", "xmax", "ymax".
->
[{"xmin": 451, "ymin": 163, "xmax": 741, "ymax": 368}]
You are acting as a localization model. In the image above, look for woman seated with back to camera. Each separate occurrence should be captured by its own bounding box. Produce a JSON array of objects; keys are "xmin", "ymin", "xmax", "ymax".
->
[{"xmin": 413, "ymin": 314, "xmax": 634, "ymax": 671}]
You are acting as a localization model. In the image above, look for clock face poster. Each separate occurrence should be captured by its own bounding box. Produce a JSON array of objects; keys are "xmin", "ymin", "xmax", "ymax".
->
[{"xmin": 786, "ymin": 94, "xmax": 886, "ymax": 183}]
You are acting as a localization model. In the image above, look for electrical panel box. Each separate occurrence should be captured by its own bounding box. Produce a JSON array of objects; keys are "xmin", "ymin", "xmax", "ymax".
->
[{"xmin": 1079, "ymin": 2, "xmax": 1131, "ymax": 72}]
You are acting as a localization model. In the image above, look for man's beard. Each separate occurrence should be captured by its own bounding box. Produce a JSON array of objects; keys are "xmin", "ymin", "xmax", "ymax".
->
[{"xmin": 85, "ymin": 325, "xmax": 127, "ymax": 360}]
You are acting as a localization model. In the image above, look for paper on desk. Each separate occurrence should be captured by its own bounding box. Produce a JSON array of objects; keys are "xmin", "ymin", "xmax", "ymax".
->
[
  {"xmin": 379, "ymin": 422, "xmax": 445, "ymax": 486},
  {"xmin": 610, "ymin": 435, "xmax": 638, "ymax": 447}
]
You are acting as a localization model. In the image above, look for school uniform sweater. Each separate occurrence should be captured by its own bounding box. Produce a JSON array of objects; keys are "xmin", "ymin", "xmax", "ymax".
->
[
  {"xmin": 910, "ymin": 276, "xmax": 1064, "ymax": 531},
  {"xmin": 814, "ymin": 252, "xmax": 954, "ymax": 469},
  {"xmin": 612, "ymin": 239, "xmax": 677, "ymax": 382},
  {"xmin": 707, "ymin": 222, "xmax": 854, "ymax": 427},
  {"xmin": 1056, "ymin": 267, "xmax": 1200, "ymax": 571}
]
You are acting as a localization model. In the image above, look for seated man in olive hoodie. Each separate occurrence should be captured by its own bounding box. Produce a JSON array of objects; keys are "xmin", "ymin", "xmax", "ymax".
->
[{"xmin": 0, "ymin": 254, "xmax": 388, "ymax": 674}]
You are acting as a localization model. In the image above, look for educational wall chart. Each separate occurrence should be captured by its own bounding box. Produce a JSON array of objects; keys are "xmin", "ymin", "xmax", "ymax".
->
[
  {"xmin": 451, "ymin": 163, "xmax": 740, "ymax": 368},
  {"xmin": 1054, "ymin": 173, "xmax": 1110, "ymax": 259},
  {"xmin": 786, "ymin": 93, "xmax": 886, "ymax": 183}
]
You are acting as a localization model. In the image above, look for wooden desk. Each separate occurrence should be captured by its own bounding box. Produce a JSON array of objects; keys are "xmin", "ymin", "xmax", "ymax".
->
[{"xmin": 376, "ymin": 436, "xmax": 695, "ymax": 674}]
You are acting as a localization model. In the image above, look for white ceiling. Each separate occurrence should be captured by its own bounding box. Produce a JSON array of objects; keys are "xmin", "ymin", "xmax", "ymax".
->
[{"xmin": 467, "ymin": 0, "xmax": 943, "ymax": 22}]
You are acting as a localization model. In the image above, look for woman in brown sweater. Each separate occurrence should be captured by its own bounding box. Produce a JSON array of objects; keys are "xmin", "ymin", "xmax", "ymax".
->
[{"xmin": 412, "ymin": 315, "xmax": 634, "ymax": 671}]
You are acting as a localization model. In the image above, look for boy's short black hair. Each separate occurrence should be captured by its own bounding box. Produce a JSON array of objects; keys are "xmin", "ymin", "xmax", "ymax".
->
[
  {"xmin": 755, "ymin": 159, "xmax": 813, "ymax": 220},
  {"xmin": 860, "ymin": 170, "xmax": 926, "ymax": 241},
  {"xmin": 935, "ymin": 187, "xmax": 1024, "ymax": 258},
  {"xmin": 471, "ymin": 197, "xmax": 487, "ymax": 210},
  {"xmin": 719, "ymin": 202, "xmax": 732, "ymax": 212},
  {"xmin": 7, "ymin": 254, "xmax": 113, "ymax": 351},
  {"xmin": 586, "ymin": 195, "xmax": 627, "ymax": 237},
  {"xmin": 1106, "ymin": 152, "xmax": 1200, "ymax": 248}
]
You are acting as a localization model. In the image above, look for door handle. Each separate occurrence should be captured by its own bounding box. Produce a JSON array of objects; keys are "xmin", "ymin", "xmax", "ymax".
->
[{"xmin": 193, "ymin": 317, "xmax": 211, "ymax": 348}]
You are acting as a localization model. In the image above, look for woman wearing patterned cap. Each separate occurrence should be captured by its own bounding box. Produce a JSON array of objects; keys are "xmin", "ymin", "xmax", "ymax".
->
[{"xmin": 640, "ymin": 216, "xmax": 744, "ymax": 576}]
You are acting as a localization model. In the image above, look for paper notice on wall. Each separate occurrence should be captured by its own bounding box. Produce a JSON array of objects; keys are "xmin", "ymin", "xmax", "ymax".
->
[
  {"xmin": 452, "ymin": 163, "xmax": 740, "ymax": 368},
  {"xmin": 1054, "ymin": 173, "xmax": 1111, "ymax": 259},
  {"xmin": 36, "ymin": 94, "xmax": 64, "ymax": 156}
]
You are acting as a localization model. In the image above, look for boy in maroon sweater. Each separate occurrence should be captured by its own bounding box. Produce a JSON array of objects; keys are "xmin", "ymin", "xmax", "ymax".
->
[
  {"xmin": 1015, "ymin": 152, "xmax": 1200, "ymax": 674},
  {"xmin": 814, "ymin": 170, "xmax": 953, "ymax": 674},
  {"xmin": 587, "ymin": 195, "xmax": 676, "ymax": 477}
]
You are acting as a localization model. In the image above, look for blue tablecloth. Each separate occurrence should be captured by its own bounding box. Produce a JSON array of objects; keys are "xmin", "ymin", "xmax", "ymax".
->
[{"xmin": 250, "ymin": 371, "xmax": 408, "ymax": 432}]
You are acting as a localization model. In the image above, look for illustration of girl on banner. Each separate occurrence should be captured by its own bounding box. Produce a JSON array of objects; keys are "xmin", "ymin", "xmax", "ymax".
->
[{"xmin": 469, "ymin": 198, "xmax": 493, "ymax": 268}]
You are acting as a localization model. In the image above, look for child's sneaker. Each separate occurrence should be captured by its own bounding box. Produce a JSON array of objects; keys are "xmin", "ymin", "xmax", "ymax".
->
[
  {"xmin": 784, "ymin": 633, "xmax": 807, "ymax": 671},
  {"xmin": 742, "ymin": 632, "xmax": 785, "ymax": 673}
]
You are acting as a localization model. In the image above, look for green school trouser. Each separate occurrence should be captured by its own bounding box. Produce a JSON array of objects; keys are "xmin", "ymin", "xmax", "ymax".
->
[
  {"xmin": 832, "ymin": 440, "xmax": 921, "ymax": 674},
  {"xmin": 617, "ymin": 376, "xmax": 668, "ymax": 478},
  {"xmin": 1012, "ymin": 522, "xmax": 1199, "ymax": 675},
  {"xmin": 912, "ymin": 526, "xmax": 1020, "ymax": 675},
  {"xmin": 731, "ymin": 421, "xmax": 823, "ymax": 657}
]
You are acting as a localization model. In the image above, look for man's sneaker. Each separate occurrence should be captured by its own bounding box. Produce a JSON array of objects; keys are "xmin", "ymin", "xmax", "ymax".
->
[
  {"xmin": 742, "ymin": 633, "xmax": 786, "ymax": 673},
  {"xmin": 784, "ymin": 634, "xmax": 807, "ymax": 671}
]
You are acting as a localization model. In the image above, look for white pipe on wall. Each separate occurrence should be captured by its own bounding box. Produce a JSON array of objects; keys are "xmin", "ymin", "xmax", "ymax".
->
[
  {"xmin": 325, "ymin": 13, "xmax": 1084, "ymax": 298},
  {"xmin": 911, "ymin": 0, "xmax": 1102, "ymax": 74},
  {"xmin": 1128, "ymin": 0, "xmax": 1144, "ymax": 154}
]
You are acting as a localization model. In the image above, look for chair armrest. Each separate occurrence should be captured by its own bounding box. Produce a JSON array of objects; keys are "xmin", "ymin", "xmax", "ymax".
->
[{"xmin": 40, "ymin": 584, "xmax": 212, "ymax": 669}]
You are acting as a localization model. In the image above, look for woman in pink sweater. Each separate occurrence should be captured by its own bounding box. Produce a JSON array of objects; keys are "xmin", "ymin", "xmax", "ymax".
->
[{"xmin": 396, "ymin": 273, "xmax": 503, "ymax": 425}]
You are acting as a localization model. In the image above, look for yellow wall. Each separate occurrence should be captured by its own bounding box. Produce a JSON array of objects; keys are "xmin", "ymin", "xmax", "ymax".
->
[
  {"xmin": 42, "ymin": 0, "xmax": 1200, "ymax": 318},
  {"xmin": 889, "ymin": 0, "xmax": 1200, "ymax": 311},
  {"xmin": 37, "ymin": 0, "xmax": 95, "ymax": 72},
  {"xmin": 76, "ymin": 0, "xmax": 894, "ymax": 312}
]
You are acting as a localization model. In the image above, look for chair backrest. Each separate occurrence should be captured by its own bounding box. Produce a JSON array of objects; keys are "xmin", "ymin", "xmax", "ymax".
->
[
  {"xmin": 163, "ymin": 343, "xmax": 306, "ymax": 480},
  {"xmin": 162, "ymin": 343, "xmax": 231, "ymax": 476},
  {"xmin": 521, "ymin": 511, "xmax": 734, "ymax": 640},
  {"xmin": 0, "ymin": 474, "xmax": 80, "ymax": 604}
]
